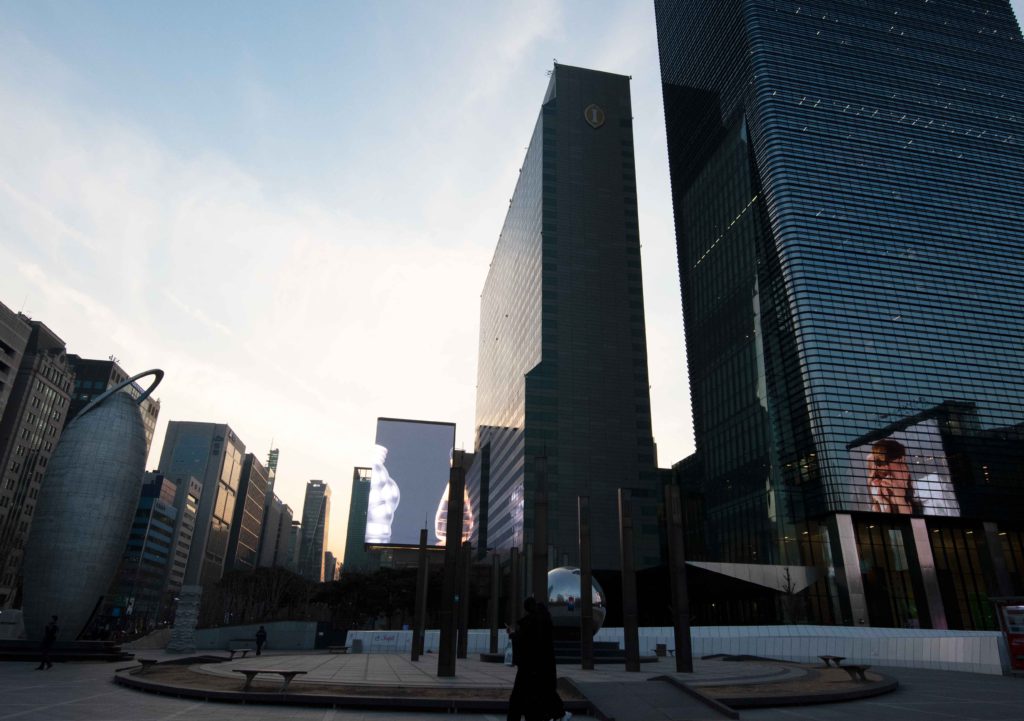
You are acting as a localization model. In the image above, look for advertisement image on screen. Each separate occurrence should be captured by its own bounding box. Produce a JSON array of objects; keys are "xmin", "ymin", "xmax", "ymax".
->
[
  {"xmin": 849, "ymin": 418, "xmax": 960, "ymax": 517},
  {"xmin": 365, "ymin": 418, "xmax": 457, "ymax": 547}
]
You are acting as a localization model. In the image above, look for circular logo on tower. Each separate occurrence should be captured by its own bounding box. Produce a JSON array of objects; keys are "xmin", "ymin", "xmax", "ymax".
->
[{"xmin": 584, "ymin": 104, "xmax": 606, "ymax": 129}]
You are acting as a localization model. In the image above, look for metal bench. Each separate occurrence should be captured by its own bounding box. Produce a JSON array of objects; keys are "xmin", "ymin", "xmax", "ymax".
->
[
  {"xmin": 132, "ymin": 658, "xmax": 159, "ymax": 675},
  {"xmin": 819, "ymin": 655, "xmax": 846, "ymax": 668},
  {"xmin": 841, "ymin": 664, "xmax": 871, "ymax": 681},
  {"xmin": 328, "ymin": 645, "xmax": 349, "ymax": 654},
  {"xmin": 233, "ymin": 668, "xmax": 308, "ymax": 692}
]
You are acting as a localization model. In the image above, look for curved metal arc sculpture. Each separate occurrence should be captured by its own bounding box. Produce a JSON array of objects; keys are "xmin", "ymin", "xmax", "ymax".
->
[{"xmin": 75, "ymin": 368, "xmax": 164, "ymax": 420}]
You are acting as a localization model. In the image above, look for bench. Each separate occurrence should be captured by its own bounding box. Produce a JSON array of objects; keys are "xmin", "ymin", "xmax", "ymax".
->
[
  {"xmin": 132, "ymin": 658, "xmax": 159, "ymax": 675},
  {"xmin": 479, "ymin": 652, "xmax": 505, "ymax": 663},
  {"xmin": 819, "ymin": 655, "xmax": 845, "ymax": 668},
  {"xmin": 233, "ymin": 669, "xmax": 308, "ymax": 692},
  {"xmin": 227, "ymin": 648, "xmax": 251, "ymax": 660},
  {"xmin": 840, "ymin": 664, "xmax": 871, "ymax": 682},
  {"xmin": 228, "ymin": 639, "xmax": 256, "ymax": 650},
  {"xmin": 328, "ymin": 645, "xmax": 349, "ymax": 654}
]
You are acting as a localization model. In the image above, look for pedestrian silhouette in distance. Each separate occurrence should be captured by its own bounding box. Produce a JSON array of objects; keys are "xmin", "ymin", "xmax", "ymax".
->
[
  {"xmin": 255, "ymin": 625, "xmax": 267, "ymax": 655},
  {"xmin": 36, "ymin": 615, "xmax": 58, "ymax": 670}
]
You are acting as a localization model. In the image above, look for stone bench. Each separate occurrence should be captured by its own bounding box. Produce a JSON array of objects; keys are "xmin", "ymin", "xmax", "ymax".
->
[
  {"xmin": 328, "ymin": 645, "xmax": 349, "ymax": 654},
  {"xmin": 841, "ymin": 664, "xmax": 871, "ymax": 681},
  {"xmin": 819, "ymin": 655, "xmax": 846, "ymax": 668},
  {"xmin": 227, "ymin": 648, "xmax": 251, "ymax": 660},
  {"xmin": 233, "ymin": 668, "xmax": 308, "ymax": 692},
  {"xmin": 132, "ymin": 658, "xmax": 159, "ymax": 675},
  {"xmin": 479, "ymin": 652, "xmax": 505, "ymax": 663}
]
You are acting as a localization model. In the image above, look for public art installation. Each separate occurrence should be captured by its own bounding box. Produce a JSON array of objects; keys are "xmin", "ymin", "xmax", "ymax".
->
[
  {"xmin": 547, "ymin": 566, "xmax": 607, "ymax": 633},
  {"xmin": 22, "ymin": 369, "xmax": 163, "ymax": 641},
  {"xmin": 366, "ymin": 444, "xmax": 400, "ymax": 543}
]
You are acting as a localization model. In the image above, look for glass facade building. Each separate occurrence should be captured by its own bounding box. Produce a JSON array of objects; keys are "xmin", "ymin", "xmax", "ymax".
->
[
  {"xmin": 470, "ymin": 64, "xmax": 660, "ymax": 571},
  {"xmin": 656, "ymin": 1, "xmax": 1024, "ymax": 627},
  {"xmin": 298, "ymin": 480, "xmax": 330, "ymax": 582},
  {"xmin": 157, "ymin": 421, "xmax": 246, "ymax": 587},
  {"xmin": 225, "ymin": 452, "xmax": 269, "ymax": 572}
]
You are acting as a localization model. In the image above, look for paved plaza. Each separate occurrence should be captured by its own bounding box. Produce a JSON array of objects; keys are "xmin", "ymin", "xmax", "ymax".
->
[{"xmin": 1, "ymin": 651, "xmax": 1023, "ymax": 720}]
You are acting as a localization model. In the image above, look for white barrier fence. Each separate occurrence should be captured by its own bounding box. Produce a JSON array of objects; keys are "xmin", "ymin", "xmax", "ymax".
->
[{"xmin": 345, "ymin": 624, "xmax": 1008, "ymax": 675}]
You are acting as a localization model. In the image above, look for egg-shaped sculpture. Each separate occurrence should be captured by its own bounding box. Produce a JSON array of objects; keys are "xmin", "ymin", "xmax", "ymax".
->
[
  {"xmin": 547, "ymin": 566, "xmax": 607, "ymax": 634},
  {"xmin": 22, "ymin": 370, "xmax": 163, "ymax": 641}
]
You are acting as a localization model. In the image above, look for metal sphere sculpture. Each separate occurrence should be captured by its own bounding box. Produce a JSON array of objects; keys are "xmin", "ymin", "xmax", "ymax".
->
[
  {"xmin": 23, "ymin": 370, "xmax": 163, "ymax": 641},
  {"xmin": 546, "ymin": 566, "xmax": 607, "ymax": 634}
]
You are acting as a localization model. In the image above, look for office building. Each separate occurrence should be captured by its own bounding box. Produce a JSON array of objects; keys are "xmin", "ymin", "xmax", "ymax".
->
[
  {"xmin": 298, "ymin": 480, "xmax": 330, "ymax": 582},
  {"xmin": 105, "ymin": 474, "xmax": 180, "ymax": 632},
  {"xmin": 656, "ymin": 1, "xmax": 1024, "ymax": 628},
  {"xmin": 285, "ymin": 520, "xmax": 302, "ymax": 573},
  {"xmin": 165, "ymin": 473, "xmax": 202, "ymax": 601},
  {"xmin": 65, "ymin": 356, "xmax": 161, "ymax": 456},
  {"xmin": 469, "ymin": 63, "xmax": 660, "ymax": 570},
  {"xmin": 157, "ymin": 422, "xmax": 246, "ymax": 587},
  {"xmin": 324, "ymin": 551, "xmax": 337, "ymax": 582},
  {"xmin": 342, "ymin": 467, "xmax": 378, "ymax": 573},
  {"xmin": 225, "ymin": 453, "xmax": 269, "ymax": 572},
  {"xmin": 0, "ymin": 316, "xmax": 72, "ymax": 607},
  {"xmin": 0, "ymin": 302, "xmax": 31, "ymax": 424},
  {"xmin": 257, "ymin": 494, "xmax": 293, "ymax": 568}
]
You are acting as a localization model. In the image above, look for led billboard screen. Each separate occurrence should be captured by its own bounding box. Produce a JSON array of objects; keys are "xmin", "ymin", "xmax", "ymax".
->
[
  {"xmin": 848, "ymin": 418, "xmax": 960, "ymax": 517},
  {"xmin": 365, "ymin": 418, "xmax": 458, "ymax": 546}
]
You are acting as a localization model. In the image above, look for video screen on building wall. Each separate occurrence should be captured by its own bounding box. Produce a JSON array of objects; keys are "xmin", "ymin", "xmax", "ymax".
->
[
  {"xmin": 848, "ymin": 418, "xmax": 960, "ymax": 517},
  {"xmin": 365, "ymin": 418, "xmax": 458, "ymax": 547}
]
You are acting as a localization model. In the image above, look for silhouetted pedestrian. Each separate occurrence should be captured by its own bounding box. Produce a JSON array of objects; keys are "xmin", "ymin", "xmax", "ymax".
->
[
  {"xmin": 36, "ymin": 615, "xmax": 58, "ymax": 670},
  {"xmin": 535, "ymin": 603, "xmax": 565, "ymax": 721},
  {"xmin": 255, "ymin": 625, "xmax": 267, "ymax": 656}
]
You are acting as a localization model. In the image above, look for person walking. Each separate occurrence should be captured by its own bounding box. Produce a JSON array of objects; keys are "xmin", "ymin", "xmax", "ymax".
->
[
  {"xmin": 36, "ymin": 615, "xmax": 58, "ymax": 670},
  {"xmin": 255, "ymin": 625, "xmax": 267, "ymax": 656}
]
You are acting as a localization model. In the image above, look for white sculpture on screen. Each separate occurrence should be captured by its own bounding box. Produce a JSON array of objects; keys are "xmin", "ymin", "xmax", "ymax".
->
[
  {"xmin": 434, "ymin": 485, "xmax": 475, "ymax": 546},
  {"xmin": 366, "ymin": 444, "xmax": 400, "ymax": 543}
]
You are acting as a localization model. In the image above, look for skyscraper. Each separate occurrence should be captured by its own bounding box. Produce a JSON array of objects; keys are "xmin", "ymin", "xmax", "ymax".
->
[
  {"xmin": 257, "ymin": 494, "xmax": 293, "ymax": 569},
  {"xmin": 0, "ymin": 302, "xmax": 31, "ymax": 424},
  {"xmin": 157, "ymin": 422, "xmax": 246, "ymax": 587},
  {"xmin": 470, "ymin": 64, "xmax": 660, "ymax": 571},
  {"xmin": 65, "ymin": 356, "xmax": 161, "ymax": 456},
  {"xmin": 298, "ymin": 480, "xmax": 330, "ymax": 582},
  {"xmin": 0, "ymin": 316, "xmax": 72, "ymax": 607},
  {"xmin": 342, "ymin": 467, "xmax": 378, "ymax": 573},
  {"xmin": 656, "ymin": 1, "xmax": 1024, "ymax": 628},
  {"xmin": 225, "ymin": 453, "xmax": 269, "ymax": 572}
]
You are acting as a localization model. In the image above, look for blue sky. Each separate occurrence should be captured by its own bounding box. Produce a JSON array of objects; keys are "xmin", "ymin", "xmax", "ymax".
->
[{"xmin": 2, "ymin": 1, "xmax": 1022, "ymax": 560}]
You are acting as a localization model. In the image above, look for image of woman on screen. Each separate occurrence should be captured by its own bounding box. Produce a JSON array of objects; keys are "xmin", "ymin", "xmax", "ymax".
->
[{"xmin": 868, "ymin": 439, "xmax": 913, "ymax": 514}]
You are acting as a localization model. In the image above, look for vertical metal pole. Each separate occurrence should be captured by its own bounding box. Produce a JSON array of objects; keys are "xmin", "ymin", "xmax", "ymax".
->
[
  {"xmin": 489, "ymin": 554, "xmax": 500, "ymax": 653},
  {"xmin": 618, "ymin": 488, "xmax": 640, "ymax": 672},
  {"xmin": 437, "ymin": 458, "xmax": 465, "ymax": 677},
  {"xmin": 665, "ymin": 485, "xmax": 693, "ymax": 672},
  {"xmin": 411, "ymin": 528, "xmax": 429, "ymax": 661},
  {"xmin": 509, "ymin": 547, "xmax": 521, "ymax": 626},
  {"xmin": 578, "ymin": 495, "xmax": 594, "ymax": 670},
  {"xmin": 457, "ymin": 542, "xmax": 471, "ymax": 659},
  {"xmin": 532, "ymin": 456, "xmax": 549, "ymax": 606}
]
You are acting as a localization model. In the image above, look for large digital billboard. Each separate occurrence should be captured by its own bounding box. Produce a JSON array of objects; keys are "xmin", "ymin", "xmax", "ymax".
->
[
  {"xmin": 365, "ymin": 418, "xmax": 460, "ymax": 546},
  {"xmin": 848, "ymin": 418, "xmax": 960, "ymax": 517}
]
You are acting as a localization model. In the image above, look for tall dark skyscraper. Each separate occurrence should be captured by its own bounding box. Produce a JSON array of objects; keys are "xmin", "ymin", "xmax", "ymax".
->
[
  {"xmin": 470, "ymin": 64, "xmax": 659, "ymax": 571},
  {"xmin": 342, "ymin": 467, "xmax": 378, "ymax": 573},
  {"xmin": 298, "ymin": 480, "xmax": 330, "ymax": 582},
  {"xmin": 656, "ymin": 1, "xmax": 1024, "ymax": 629}
]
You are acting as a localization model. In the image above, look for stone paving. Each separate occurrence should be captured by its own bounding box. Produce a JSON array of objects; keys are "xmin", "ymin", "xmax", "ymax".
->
[
  {"xmin": 3, "ymin": 651, "xmax": 1024, "ymax": 721},
  {"xmin": 193, "ymin": 652, "xmax": 803, "ymax": 689}
]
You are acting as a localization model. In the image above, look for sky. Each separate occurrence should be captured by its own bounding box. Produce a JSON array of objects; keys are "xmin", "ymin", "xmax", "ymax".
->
[{"xmin": 1, "ymin": 1, "xmax": 1022, "ymax": 563}]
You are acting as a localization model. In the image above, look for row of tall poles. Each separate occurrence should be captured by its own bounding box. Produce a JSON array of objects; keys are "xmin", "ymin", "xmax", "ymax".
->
[{"xmin": 411, "ymin": 453, "xmax": 694, "ymax": 676}]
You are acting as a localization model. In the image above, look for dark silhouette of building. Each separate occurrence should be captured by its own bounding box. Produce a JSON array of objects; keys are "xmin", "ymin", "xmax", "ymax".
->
[
  {"xmin": 656, "ymin": 1, "xmax": 1024, "ymax": 628},
  {"xmin": 342, "ymin": 467, "xmax": 378, "ymax": 573},
  {"xmin": 257, "ymin": 493, "xmax": 293, "ymax": 568},
  {"xmin": 298, "ymin": 480, "xmax": 330, "ymax": 582},
  {"xmin": 469, "ymin": 63, "xmax": 660, "ymax": 571}
]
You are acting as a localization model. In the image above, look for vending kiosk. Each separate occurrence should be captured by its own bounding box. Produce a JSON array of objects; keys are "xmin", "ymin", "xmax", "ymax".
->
[{"xmin": 992, "ymin": 597, "xmax": 1024, "ymax": 673}]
